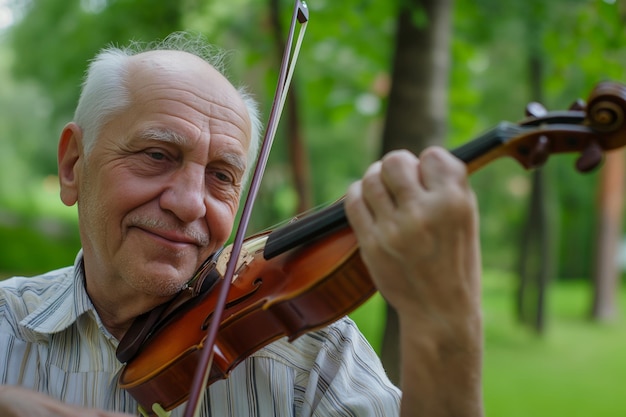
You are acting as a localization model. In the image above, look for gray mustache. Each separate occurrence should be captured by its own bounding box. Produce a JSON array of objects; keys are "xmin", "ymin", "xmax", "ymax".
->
[{"xmin": 129, "ymin": 217, "xmax": 210, "ymax": 246}]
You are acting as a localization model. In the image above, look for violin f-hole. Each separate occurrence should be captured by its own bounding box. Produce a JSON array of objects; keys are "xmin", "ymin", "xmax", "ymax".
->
[{"xmin": 200, "ymin": 278, "xmax": 264, "ymax": 330}]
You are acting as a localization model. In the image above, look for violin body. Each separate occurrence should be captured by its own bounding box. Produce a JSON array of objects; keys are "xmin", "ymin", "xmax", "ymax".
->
[{"xmin": 118, "ymin": 227, "xmax": 374, "ymax": 411}]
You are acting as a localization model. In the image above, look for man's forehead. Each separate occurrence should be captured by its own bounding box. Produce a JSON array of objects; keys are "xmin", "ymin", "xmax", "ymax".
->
[
  {"xmin": 128, "ymin": 50, "xmax": 229, "ymax": 90},
  {"xmin": 117, "ymin": 50, "xmax": 252, "ymax": 164},
  {"xmin": 127, "ymin": 51, "xmax": 250, "ymax": 130}
]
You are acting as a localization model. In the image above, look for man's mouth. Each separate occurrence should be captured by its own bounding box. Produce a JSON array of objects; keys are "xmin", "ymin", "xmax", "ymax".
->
[
  {"xmin": 150, "ymin": 228, "xmax": 198, "ymax": 245},
  {"xmin": 132, "ymin": 225, "xmax": 205, "ymax": 249},
  {"xmin": 127, "ymin": 216, "xmax": 210, "ymax": 248}
]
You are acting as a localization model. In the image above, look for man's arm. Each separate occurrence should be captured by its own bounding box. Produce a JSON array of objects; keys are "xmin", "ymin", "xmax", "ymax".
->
[
  {"xmin": 0, "ymin": 386, "xmax": 135, "ymax": 417},
  {"xmin": 345, "ymin": 147, "xmax": 484, "ymax": 417}
]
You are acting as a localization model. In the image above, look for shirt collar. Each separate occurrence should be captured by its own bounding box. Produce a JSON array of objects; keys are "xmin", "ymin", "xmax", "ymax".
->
[{"xmin": 21, "ymin": 250, "xmax": 100, "ymax": 335}]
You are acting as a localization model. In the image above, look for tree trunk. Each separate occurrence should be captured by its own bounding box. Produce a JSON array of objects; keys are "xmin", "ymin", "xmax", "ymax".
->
[
  {"xmin": 379, "ymin": 0, "xmax": 452, "ymax": 385},
  {"xmin": 515, "ymin": 23, "xmax": 552, "ymax": 334},
  {"xmin": 516, "ymin": 168, "xmax": 551, "ymax": 333},
  {"xmin": 590, "ymin": 149, "xmax": 625, "ymax": 321}
]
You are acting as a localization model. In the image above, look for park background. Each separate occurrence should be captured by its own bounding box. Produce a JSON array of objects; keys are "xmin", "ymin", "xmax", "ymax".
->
[{"xmin": 1, "ymin": 0, "xmax": 625, "ymax": 415}]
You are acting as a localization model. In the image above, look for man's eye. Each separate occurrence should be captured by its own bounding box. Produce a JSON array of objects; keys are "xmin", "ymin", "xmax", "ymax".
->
[
  {"xmin": 207, "ymin": 168, "xmax": 238, "ymax": 186},
  {"xmin": 147, "ymin": 151, "xmax": 166, "ymax": 161},
  {"xmin": 214, "ymin": 171, "xmax": 232, "ymax": 183}
]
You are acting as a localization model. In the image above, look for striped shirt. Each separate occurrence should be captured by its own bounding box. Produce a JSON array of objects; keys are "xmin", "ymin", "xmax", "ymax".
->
[{"xmin": 0, "ymin": 251, "xmax": 401, "ymax": 416}]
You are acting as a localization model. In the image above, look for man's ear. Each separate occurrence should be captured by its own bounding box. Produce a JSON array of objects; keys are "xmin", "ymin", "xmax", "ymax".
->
[{"xmin": 58, "ymin": 122, "xmax": 83, "ymax": 207}]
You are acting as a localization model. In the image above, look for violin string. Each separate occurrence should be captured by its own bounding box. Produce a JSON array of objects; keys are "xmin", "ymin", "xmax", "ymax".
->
[{"xmin": 256, "ymin": 201, "xmax": 334, "ymax": 234}]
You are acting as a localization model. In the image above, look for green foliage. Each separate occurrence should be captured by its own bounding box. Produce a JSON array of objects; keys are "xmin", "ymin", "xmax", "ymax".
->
[
  {"xmin": 0, "ymin": 217, "xmax": 79, "ymax": 277},
  {"xmin": 8, "ymin": 0, "xmax": 182, "ymax": 176},
  {"xmin": 0, "ymin": 173, "xmax": 79, "ymax": 276},
  {"xmin": 0, "ymin": 45, "xmax": 56, "ymax": 177}
]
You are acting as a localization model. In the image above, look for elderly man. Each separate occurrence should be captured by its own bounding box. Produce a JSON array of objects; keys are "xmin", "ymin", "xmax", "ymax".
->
[{"xmin": 0, "ymin": 33, "xmax": 483, "ymax": 417}]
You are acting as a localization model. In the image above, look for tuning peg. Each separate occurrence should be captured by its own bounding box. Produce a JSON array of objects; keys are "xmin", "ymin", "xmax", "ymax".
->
[
  {"xmin": 526, "ymin": 102, "xmax": 547, "ymax": 118},
  {"xmin": 569, "ymin": 99, "xmax": 586, "ymax": 111},
  {"xmin": 575, "ymin": 140, "xmax": 604, "ymax": 172},
  {"xmin": 529, "ymin": 135, "xmax": 550, "ymax": 168}
]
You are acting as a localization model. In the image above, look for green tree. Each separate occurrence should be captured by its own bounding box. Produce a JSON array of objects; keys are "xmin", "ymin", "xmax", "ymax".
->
[{"xmin": 9, "ymin": 0, "xmax": 182, "ymax": 175}]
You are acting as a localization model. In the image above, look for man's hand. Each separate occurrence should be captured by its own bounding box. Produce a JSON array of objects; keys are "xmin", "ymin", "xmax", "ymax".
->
[
  {"xmin": 0, "ymin": 386, "xmax": 134, "ymax": 417},
  {"xmin": 345, "ymin": 147, "xmax": 484, "ymax": 417},
  {"xmin": 345, "ymin": 147, "xmax": 480, "ymax": 321}
]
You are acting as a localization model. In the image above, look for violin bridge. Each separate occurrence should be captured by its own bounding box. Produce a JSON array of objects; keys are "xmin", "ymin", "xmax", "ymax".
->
[{"xmin": 216, "ymin": 235, "xmax": 268, "ymax": 282}]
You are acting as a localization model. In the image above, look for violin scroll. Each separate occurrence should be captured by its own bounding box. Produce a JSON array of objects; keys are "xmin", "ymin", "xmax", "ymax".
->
[
  {"xmin": 572, "ymin": 81, "xmax": 626, "ymax": 172},
  {"xmin": 585, "ymin": 81, "xmax": 626, "ymax": 134}
]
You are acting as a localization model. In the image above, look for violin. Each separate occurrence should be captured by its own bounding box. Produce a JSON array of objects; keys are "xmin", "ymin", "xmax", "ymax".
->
[{"xmin": 115, "ymin": 80, "xmax": 626, "ymax": 415}]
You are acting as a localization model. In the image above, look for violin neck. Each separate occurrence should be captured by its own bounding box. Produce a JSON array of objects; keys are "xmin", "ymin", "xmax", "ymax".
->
[
  {"xmin": 263, "ymin": 123, "xmax": 521, "ymax": 260},
  {"xmin": 451, "ymin": 122, "xmax": 520, "ymax": 163},
  {"xmin": 264, "ymin": 200, "xmax": 347, "ymax": 260}
]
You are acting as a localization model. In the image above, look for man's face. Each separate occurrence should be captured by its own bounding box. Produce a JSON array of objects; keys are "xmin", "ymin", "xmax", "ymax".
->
[{"xmin": 66, "ymin": 51, "xmax": 251, "ymax": 302}]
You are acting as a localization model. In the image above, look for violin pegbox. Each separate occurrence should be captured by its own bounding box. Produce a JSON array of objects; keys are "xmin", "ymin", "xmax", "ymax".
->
[
  {"xmin": 561, "ymin": 97, "xmax": 603, "ymax": 173},
  {"xmin": 516, "ymin": 81, "xmax": 626, "ymax": 174},
  {"xmin": 453, "ymin": 81, "xmax": 626, "ymax": 175}
]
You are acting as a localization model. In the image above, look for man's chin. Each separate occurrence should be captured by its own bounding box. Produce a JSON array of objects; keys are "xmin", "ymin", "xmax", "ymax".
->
[{"xmin": 125, "ymin": 261, "xmax": 195, "ymax": 298}]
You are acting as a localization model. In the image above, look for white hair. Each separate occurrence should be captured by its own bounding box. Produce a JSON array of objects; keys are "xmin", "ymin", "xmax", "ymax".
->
[{"xmin": 73, "ymin": 32, "xmax": 262, "ymax": 186}]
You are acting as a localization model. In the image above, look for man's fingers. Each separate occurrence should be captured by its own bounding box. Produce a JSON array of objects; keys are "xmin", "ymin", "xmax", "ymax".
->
[{"xmin": 418, "ymin": 147, "xmax": 468, "ymax": 191}]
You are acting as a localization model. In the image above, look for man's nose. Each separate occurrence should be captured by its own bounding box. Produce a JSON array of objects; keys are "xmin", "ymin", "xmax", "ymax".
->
[{"xmin": 160, "ymin": 165, "xmax": 207, "ymax": 223}]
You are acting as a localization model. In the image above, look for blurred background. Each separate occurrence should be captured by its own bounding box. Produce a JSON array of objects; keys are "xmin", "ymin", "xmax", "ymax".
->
[{"xmin": 1, "ymin": 0, "xmax": 625, "ymax": 415}]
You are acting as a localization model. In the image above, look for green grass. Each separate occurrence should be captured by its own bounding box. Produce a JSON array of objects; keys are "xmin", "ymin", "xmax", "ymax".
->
[
  {"xmin": 482, "ymin": 271, "xmax": 626, "ymax": 417},
  {"xmin": 350, "ymin": 270, "xmax": 626, "ymax": 416}
]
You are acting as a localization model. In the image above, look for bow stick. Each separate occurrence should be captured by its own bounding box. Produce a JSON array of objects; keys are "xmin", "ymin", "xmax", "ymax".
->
[{"xmin": 182, "ymin": 2, "xmax": 309, "ymax": 417}]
